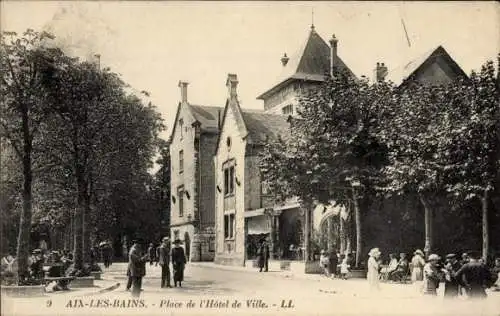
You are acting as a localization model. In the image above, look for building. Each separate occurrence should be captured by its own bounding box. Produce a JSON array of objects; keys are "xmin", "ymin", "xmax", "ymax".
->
[
  {"xmin": 257, "ymin": 25, "xmax": 354, "ymax": 116},
  {"xmin": 213, "ymin": 74, "xmax": 292, "ymax": 266},
  {"xmin": 168, "ymin": 81, "xmax": 223, "ymax": 262}
]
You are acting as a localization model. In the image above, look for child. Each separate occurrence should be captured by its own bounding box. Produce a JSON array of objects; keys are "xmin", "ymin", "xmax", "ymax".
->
[
  {"xmin": 319, "ymin": 250, "xmax": 330, "ymax": 277},
  {"xmin": 340, "ymin": 255, "xmax": 350, "ymax": 280}
]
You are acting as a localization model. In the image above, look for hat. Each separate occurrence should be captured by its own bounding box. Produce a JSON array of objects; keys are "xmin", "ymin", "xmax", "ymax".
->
[
  {"xmin": 467, "ymin": 251, "xmax": 481, "ymax": 259},
  {"xmin": 320, "ymin": 250, "xmax": 326, "ymax": 254},
  {"xmin": 162, "ymin": 237, "xmax": 170, "ymax": 242},
  {"xmin": 32, "ymin": 249, "xmax": 41, "ymax": 254},
  {"xmin": 414, "ymin": 249, "xmax": 424, "ymax": 256},
  {"xmin": 173, "ymin": 239, "xmax": 182, "ymax": 244},
  {"xmin": 446, "ymin": 254, "xmax": 457, "ymax": 260},
  {"xmin": 368, "ymin": 248, "xmax": 381, "ymax": 257},
  {"xmin": 428, "ymin": 254, "xmax": 440, "ymax": 261}
]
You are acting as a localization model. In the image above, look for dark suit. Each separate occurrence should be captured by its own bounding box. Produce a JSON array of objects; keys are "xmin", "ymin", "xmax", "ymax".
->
[
  {"xmin": 257, "ymin": 243, "xmax": 270, "ymax": 272},
  {"xmin": 128, "ymin": 245, "xmax": 147, "ymax": 297},
  {"xmin": 444, "ymin": 261, "xmax": 461, "ymax": 298},
  {"xmin": 455, "ymin": 261, "xmax": 494, "ymax": 299},
  {"xmin": 171, "ymin": 246, "xmax": 186, "ymax": 286},
  {"xmin": 157, "ymin": 244, "xmax": 171, "ymax": 288}
]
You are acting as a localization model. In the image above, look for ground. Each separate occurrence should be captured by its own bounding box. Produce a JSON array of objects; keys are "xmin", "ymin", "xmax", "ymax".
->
[{"xmin": 2, "ymin": 262, "xmax": 499, "ymax": 316}]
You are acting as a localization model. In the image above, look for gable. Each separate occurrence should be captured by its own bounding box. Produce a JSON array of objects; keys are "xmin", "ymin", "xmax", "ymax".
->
[
  {"xmin": 214, "ymin": 98, "xmax": 248, "ymax": 156},
  {"xmin": 168, "ymin": 102, "xmax": 195, "ymax": 144}
]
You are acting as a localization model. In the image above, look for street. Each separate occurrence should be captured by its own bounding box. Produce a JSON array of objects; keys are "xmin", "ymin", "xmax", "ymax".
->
[{"xmin": 2, "ymin": 262, "xmax": 499, "ymax": 316}]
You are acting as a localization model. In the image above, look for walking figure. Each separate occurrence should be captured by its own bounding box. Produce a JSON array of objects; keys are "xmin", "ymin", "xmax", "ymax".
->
[
  {"xmin": 171, "ymin": 239, "xmax": 186, "ymax": 287},
  {"xmin": 443, "ymin": 254, "xmax": 461, "ymax": 299},
  {"xmin": 128, "ymin": 239, "xmax": 148, "ymax": 297}
]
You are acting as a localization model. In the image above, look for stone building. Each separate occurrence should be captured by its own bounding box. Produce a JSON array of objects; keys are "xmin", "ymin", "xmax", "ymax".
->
[{"xmin": 168, "ymin": 81, "xmax": 222, "ymax": 262}]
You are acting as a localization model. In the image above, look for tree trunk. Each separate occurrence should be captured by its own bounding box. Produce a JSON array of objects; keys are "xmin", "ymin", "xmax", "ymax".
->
[
  {"xmin": 16, "ymin": 108, "xmax": 33, "ymax": 282},
  {"xmin": 352, "ymin": 188, "xmax": 362, "ymax": 268},
  {"xmin": 304, "ymin": 207, "xmax": 310, "ymax": 262},
  {"xmin": 339, "ymin": 217, "xmax": 345, "ymax": 254},
  {"xmin": 419, "ymin": 193, "xmax": 433, "ymax": 258},
  {"xmin": 73, "ymin": 169, "xmax": 86, "ymax": 270},
  {"xmin": 481, "ymin": 189, "xmax": 489, "ymax": 263},
  {"xmin": 82, "ymin": 192, "xmax": 91, "ymax": 265}
]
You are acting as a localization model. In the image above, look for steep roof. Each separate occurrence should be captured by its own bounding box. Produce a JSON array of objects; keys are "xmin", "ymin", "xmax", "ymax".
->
[
  {"xmin": 167, "ymin": 103, "xmax": 223, "ymax": 144},
  {"xmin": 241, "ymin": 111, "xmax": 291, "ymax": 145},
  {"xmin": 386, "ymin": 45, "xmax": 468, "ymax": 86},
  {"xmin": 189, "ymin": 104, "xmax": 224, "ymax": 133},
  {"xmin": 257, "ymin": 27, "xmax": 355, "ymax": 100}
]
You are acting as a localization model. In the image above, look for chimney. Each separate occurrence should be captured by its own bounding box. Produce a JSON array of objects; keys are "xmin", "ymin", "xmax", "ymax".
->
[
  {"xmin": 374, "ymin": 62, "xmax": 388, "ymax": 82},
  {"xmin": 94, "ymin": 54, "xmax": 101, "ymax": 70},
  {"xmin": 329, "ymin": 34, "xmax": 338, "ymax": 76},
  {"xmin": 281, "ymin": 53, "xmax": 289, "ymax": 66},
  {"xmin": 226, "ymin": 74, "xmax": 238, "ymax": 99},
  {"xmin": 178, "ymin": 81, "xmax": 189, "ymax": 103}
]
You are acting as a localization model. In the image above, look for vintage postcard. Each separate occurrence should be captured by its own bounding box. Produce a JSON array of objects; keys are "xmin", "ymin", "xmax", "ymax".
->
[{"xmin": 1, "ymin": 1, "xmax": 499, "ymax": 316}]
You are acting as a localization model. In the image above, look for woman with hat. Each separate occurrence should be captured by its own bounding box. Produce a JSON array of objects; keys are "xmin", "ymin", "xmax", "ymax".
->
[
  {"xmin": 171, "ymin": 239, "xmax": 186, "ymax": 287},
  {"xmin": 423, "ymin": 254, "xmax": 442, "ymax": 296},
  {"xmin": 367, "ymin": 248, "xmax": 382, "ymax": 291},
  {"xmin": 410, "ymin": 249, "xmax": 425, "ymax": 283}
]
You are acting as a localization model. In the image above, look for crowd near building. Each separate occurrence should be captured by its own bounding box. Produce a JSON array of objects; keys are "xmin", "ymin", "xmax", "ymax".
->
[{"xmin": 168, "ymin": 25, "xmax": 481, "ymax": 271}]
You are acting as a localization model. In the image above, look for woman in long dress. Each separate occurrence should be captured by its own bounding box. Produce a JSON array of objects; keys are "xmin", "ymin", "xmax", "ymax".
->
[
  {"xmin": 367, "ymin": 248, "xmax": 382, "ymax": 291},
  {"xmin": 422, "ymin": 254, "xmax": 441, "ymax": 296},
  {"xmin": 171, "ymin": 239, "xmax": 186, "ymax": 287},
  {"xmin": 410, "ymin": 249, "xmax": 425, "ymax": 282}
]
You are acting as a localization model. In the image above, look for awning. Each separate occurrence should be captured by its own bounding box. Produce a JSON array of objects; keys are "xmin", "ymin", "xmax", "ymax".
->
[{"xmin": 247, "ymin": 216, "xmax": 270, "ymax": 235}]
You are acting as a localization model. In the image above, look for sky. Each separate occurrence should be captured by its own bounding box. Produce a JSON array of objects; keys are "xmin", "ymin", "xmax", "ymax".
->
[{"xmin": 2, "ymin": 1, "xmax": 499, "ymax": 143}]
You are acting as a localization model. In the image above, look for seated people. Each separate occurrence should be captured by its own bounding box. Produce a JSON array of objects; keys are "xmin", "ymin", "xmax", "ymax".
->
[
  {"xmin": 389, "ymin": 253, "xmax": 409, "ymax": 282},
  {"xmin": 29, "ymin": 249, "xmax": 44, "ymax": 280}
]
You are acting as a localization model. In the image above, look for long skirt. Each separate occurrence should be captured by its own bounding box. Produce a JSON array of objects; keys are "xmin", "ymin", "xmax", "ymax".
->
[
  {"xmin": 173, "ymin": 263, "xmax": 184, "ymax": 282},
  {"xmin": 411, "ymin": 267, "xmax": 423, "ymax": 282}
]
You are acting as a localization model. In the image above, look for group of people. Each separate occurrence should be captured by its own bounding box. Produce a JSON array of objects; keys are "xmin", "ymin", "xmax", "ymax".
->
[
  {"xmin": 319, "ymin": 250, "xmax": 355, "ymax": 279},
  {"xmin": 126, "ymin": 237, "xmax": 187, "ymax": 297},
  {"xmin": 91, "ymin": 240, "xmax": 113, "ymax": 268},
  {"xmin": 367, "ymin": 247, "xmax": 500, "ymax": 299}
]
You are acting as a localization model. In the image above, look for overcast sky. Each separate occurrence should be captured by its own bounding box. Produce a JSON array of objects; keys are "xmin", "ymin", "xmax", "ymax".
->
[{"xmin": 2, "ymin": 1, "xmax": 499, "ymax": 141}]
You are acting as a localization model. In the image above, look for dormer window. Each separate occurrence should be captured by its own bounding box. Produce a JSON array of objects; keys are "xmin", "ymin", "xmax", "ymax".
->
[{"xmin": 282, "ymin": 104, "xmax": 294, "ymax": 115}]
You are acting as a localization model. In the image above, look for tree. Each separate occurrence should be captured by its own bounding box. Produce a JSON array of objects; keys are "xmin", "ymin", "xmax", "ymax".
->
[
  {"xmin": 378, "ymin": 81, "xmax": 451, "ymax": 257},
  {"xmin": 438, "ymin": 58, "xmax": 500, "ymax": 262},
  {"xmin": 0, "ymin": 29, "xmax": 62, "ymax": 281},
  {"xmin": 260, "ymin": 72, "xmax": 391, "ymax": 266}
]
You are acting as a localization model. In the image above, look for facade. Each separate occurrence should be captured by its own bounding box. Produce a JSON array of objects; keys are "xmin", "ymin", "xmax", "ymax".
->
[
  {"xmin": 169, "ymin": 82, "xmax": 222, "ymax": 262},
  {"xmin": 213, "ymin": 74, "xmax": 292, "ymax": 266}
]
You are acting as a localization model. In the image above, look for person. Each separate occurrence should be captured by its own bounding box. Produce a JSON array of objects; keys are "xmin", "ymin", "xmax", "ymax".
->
[
  {"xmin": 257, "ymin": 239, "xmax": 270, "ymax": 272},
  {"xmin": 490, "ymin": 257, "xmax": 500, "ymax": 291},
  {"xmin": 423, "ymin": 254, "xmax": 442, "ymax": 296},
  {"xmin": 148, "ymin": 243, "xmax": 156, "ymax": 266},
  {"xmin": 157, "ymin": 237, "xmax": 172, "ymax": 288},
  {"xmin": 128, "ymin": 239, "xmax": 148, "ymax": 297},
  {"xmin": 454, "ymin": 251, "xmax": 495, "ymax": 299},
  {"xmin": 340, "ymin": 254, "xmax": 350, "ymax": 280},
  {"xmin": 443, "ymin": 254, "xmax": 461, "ymax": 299},
  {"xmin": 171, "ymin": 239, "xmax": 186, "ymax": 287},
  {"xmin": 319, "ymin": 250, "xmax": 330, "ymax": 277},
  {"xmin": 391, "ymin": 253, "xmax": 409, "ymax": 282},
  {"xmin": 328, "ymin": 250, "xmax": 338, "ymax": 278},
  {"xmin": 101, "ymin": 242, "xmax": 111, "ymax": 268},
  {"xmin": 410, "ymin": 249, "xmax": 425, "ymax": 283},
  {"xmin": 367, "ymin": 248, "xmax": 381, "ymax": 291},
  {"xmin": 29, "ymin": 249, "xmax": 44, "ymax": 280},
  {"xmin": 385, "ymin": 253, "xmax": 399, "ymax": 281}
]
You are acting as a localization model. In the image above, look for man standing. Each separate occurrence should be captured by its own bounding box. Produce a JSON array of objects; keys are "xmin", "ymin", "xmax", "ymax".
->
[
  {"xmin": 148, "ymin": 243, "xmax": 156, "ymax": 266},
  {"xmin": 454, "ymin": 251, "xmax": 495, "ymax": 299},
  {"xmin": 128, "ymin": 239, "xmax": 148, "ymax": 297},
  {"xmin": 443, "ymin": 254, "xmax": 461, "ymax": 299},
  {"xmin": 157, "ymin": 237, "xmax": 172, "ymax": 288},
  {"xmin": 257, "ymin": 239, "xmax": 270, "ymax": 272}
]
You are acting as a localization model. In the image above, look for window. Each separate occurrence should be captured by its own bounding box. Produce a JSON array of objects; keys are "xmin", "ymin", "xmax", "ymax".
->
[
  {"xmin": 179, "ymin": 119, "xmax": 184, "ymax": 139},
  {"xmin": 282, "ymin": 104, "xmax": 294, "ymax": 115},
  {"xmin": 224, "ymin": 165, "xmax": 235, "ymax": 196},
  {"xmin": 179, "ymin": 150, "xmax": 184, "ymax": 173},
  {"xmin": 177, "ymin": 186, "xmax": 184, "ymax": 217},
  {"xmin": 224, "ymin": 214, "xmax": 235, "ymax": 239}
]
